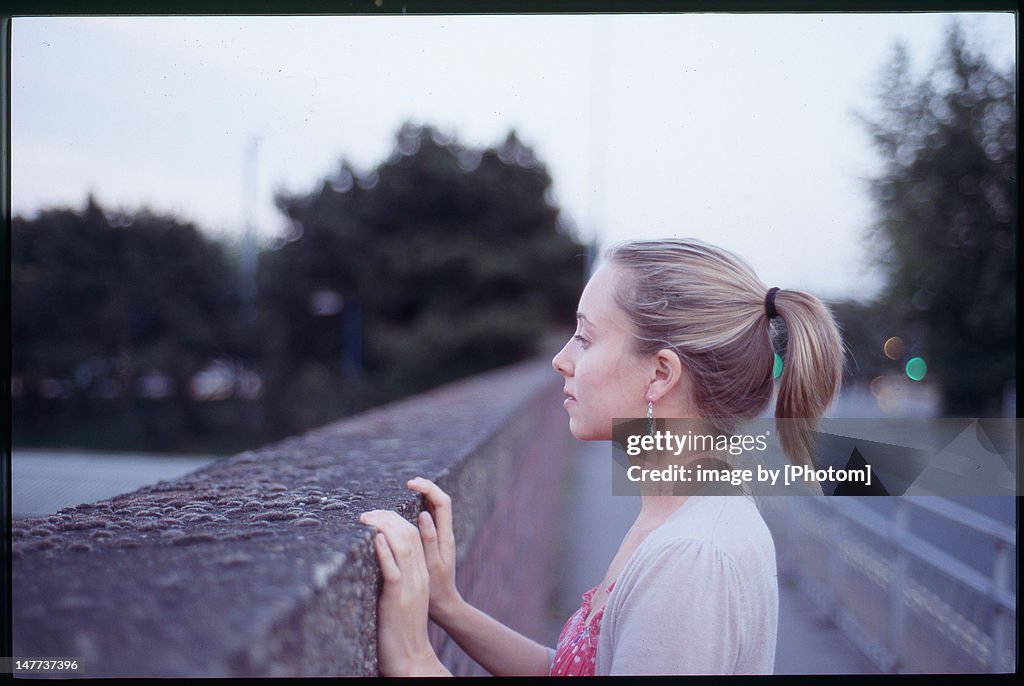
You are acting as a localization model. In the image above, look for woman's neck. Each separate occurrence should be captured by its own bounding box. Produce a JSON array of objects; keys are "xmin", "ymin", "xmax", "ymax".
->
[{"xmin": 637, "ymin": 492, "xmax": 689, "ymax": 528}]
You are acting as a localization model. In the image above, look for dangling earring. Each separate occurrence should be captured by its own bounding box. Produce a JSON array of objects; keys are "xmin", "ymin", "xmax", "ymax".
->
[{"xmin": 646, "ymin": 400, "xmax": 654, "ymax": 437}]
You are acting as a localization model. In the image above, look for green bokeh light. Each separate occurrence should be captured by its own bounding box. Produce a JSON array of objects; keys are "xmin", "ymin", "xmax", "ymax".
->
[
  {"xmin": 773, "ymin": 353, "xmax": 784, "ymax": 380},
  {"xmin": 905, "ymin": 357, "xmax": 927, "ymax": 381}
]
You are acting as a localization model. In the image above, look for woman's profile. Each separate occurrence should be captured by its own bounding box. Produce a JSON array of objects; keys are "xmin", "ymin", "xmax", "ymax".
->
[{"xmin": 360, "ymin": 238, "xmax": 844, "ymax": 676}]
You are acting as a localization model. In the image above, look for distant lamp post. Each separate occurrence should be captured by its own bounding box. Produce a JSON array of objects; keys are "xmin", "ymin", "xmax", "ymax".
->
[
  {"xmin": 308, "ymin": 289, "xmax": 362, "ymax": 378},
  {"xmin": 240, "ymin": 135, "xmax": 261, "ymax": 321},
  {"xmin": 342, "ymin": 295, "xmax": 363, "ymax": 379}
]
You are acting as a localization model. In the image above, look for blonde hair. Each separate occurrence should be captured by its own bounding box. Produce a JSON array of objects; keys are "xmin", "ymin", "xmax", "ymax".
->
[{"xmin": 607, "ymin": 238, "xmax": 844, "ymax": 468}]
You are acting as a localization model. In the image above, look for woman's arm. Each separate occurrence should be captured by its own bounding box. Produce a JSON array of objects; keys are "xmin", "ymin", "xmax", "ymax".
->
[{"xmin": 430, "ymin": 594, "xmax": 553, "ymax": 676}]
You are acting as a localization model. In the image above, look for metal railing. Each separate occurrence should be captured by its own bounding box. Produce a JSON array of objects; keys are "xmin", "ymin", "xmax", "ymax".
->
[{"xmin": 763, "ymin": 495, "xmax": 1016, "ymax": 673}]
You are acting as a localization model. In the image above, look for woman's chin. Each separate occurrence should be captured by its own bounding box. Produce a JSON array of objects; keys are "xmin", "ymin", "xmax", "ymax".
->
[
  {"xmin": 568, "ymin": 421, "xmax": 611, "ymax": 442},
  {"xmin": 567, "ymin": 419, "xmax": 587, "ymax": 440}
]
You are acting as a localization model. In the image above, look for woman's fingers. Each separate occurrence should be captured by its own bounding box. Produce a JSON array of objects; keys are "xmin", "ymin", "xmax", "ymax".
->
[
  {"xmin": 407, "ymin": 477, "xmax": 451, "ymax": 516},
  {"xmin": 360, "ymin": 510, "xmax": 427, "ymax": 575},
  {"xmin": 418, "ymin": 510, "xmax": 443, "ymax": 569},
  {"xmin": 405, "ymin": 479, "xmax": 463, "ymax": 617},
  {"xmin": 407, "ymin": 477, "xmax": 456, "ymax": 554},
  {"xmin": 418, "ymin": 509, "xmax": 436, "ymax": 542},
  {"xmin": 373, "ymin": 532, "xmax": 401, "ymax": 583},
  {"xmin": 360, "ymin": 509, "xmax": 417, "ymax": 543}
]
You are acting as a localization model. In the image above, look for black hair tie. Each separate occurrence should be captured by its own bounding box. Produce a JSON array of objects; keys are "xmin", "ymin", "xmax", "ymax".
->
[{"xmin": 764, "ymin": 287, "xmax": 780, "ymax": 319}]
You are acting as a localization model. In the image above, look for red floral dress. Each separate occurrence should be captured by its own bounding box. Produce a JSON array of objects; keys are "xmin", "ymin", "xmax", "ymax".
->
[{"xmin": 550, "ymin": 582, "xmax": 615, "ymax": 676}]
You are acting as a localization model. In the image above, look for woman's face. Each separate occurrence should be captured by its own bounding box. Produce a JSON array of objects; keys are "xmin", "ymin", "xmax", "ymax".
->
[{"xmin": 552, "ymin": 262, "xmax": 652, "ymax": 441}]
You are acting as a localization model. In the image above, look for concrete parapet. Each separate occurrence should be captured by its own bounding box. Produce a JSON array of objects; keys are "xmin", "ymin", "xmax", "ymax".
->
[{"xmin": 12, "ymin": 358, "xmax": 573, "ymax": 676}]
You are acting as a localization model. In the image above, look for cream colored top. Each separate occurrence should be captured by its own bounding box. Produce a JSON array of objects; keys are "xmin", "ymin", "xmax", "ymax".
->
[{"xmin": 594, "ymin": 495, "xmax": 778, "ymax": 675}]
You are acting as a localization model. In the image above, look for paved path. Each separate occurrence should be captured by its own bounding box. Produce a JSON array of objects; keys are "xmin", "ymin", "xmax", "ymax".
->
[
  {"xmin": 548, "ymin": 439, "xmax": 879, "ymax": 674},
  {"xmin": 11, "ymin": 449, "xmax": 218, "ymax": 519}
]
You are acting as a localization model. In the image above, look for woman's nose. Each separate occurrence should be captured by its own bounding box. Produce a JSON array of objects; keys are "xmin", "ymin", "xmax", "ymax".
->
[{"xmin": 552, "ymin": 340, "xmax": 573, "ymax": 376}]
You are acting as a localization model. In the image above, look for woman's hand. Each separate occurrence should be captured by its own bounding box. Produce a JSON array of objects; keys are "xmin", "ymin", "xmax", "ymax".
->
[
  {"xmin": 406, "ymin": 477, "xmax": 463, "ymax": 622},
  {"xmin": 364, "ymin": 478, "xmax": 552, "ymax": 677},
  {"xmin": 359, "ymin": 509, "xmax": 450, "ymax": 677}
]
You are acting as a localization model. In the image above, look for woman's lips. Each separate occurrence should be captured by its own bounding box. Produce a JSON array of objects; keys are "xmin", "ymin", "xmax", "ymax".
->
[{"xmin": 563, "ymin": 390, "xmax": 576, "ymax": 407}]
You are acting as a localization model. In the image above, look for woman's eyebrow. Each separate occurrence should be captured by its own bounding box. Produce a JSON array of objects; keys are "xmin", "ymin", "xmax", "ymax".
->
[{"xmin": 576, "ymin": 312, "xmax": 596, "ymax": 329}]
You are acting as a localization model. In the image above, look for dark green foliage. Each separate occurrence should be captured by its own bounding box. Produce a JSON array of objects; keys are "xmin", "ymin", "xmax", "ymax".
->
[
  {"xmin": 11, "ymin": 197, "xmax": 256, "ymax": 452},
  {"xmin": 13, "ymin": 198, "xmax": 244, "ymax": 373},
  {"xmin": 11, "ymin": 124, "xmax": 585, "ymax": 450},
  {"xmin": 260, "ymin": 124, "xmax": 584, "ymax": 435},
  {"xmin": 859, "ymin": 23, "xmax": 1016, "ymax": 415}
]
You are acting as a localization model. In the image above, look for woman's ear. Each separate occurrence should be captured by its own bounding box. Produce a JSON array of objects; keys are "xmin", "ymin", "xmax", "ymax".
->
[{"xmin": 647, "ymin": 348, "xmax": 688, "ymax": 404}]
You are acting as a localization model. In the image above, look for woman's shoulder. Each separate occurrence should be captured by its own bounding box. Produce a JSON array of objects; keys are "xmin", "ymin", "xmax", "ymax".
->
[
  {"xmin": 633, "ymin": 496, "xmax": 775, "ymax": 575},
  {"xmin": 655, "ymin": 495, "xmax": 771, "ymax": 543}
]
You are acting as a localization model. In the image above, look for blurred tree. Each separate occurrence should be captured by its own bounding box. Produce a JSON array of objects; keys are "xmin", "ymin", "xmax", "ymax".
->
[
  {"xmin": 859, "ymin": 23, "xmax": 1016, "ymax": 415},
  {"xmin": 11, "ymin": 197, "xmax": 252, "ymax": 450},
  {"xmin": 828, "ymin": 299, "xmax": 908, "ymax": 381},
  {"xmin": 260, "ymin": 123, "xmax": 584, "ymax": 435}
]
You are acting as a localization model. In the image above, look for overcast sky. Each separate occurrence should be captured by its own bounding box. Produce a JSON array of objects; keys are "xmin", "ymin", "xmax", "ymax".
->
[{"xmin": 11, "ymin": 12, "xmax": 1016, "ymax": 301}]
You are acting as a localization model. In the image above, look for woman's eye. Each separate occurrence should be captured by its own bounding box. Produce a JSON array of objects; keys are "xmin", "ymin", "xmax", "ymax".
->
[{"xmin": 573, "ymin": 334, "xmax": 589, "ymax": 348}]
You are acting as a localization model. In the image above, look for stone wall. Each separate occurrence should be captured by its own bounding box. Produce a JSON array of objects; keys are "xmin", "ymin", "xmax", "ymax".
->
[{"xmin": 12, "ymin": 357, "xmax": 574, "ymax": 676}]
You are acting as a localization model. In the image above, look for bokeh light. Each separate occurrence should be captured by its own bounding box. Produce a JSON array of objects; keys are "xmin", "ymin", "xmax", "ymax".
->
[
  {"xmin": 883, "ymin": 336, "xmax": 905, "ymax": 360},
  {"xmin": 905, "ymin": 357, "xmax": 927, "ymax": 381}
]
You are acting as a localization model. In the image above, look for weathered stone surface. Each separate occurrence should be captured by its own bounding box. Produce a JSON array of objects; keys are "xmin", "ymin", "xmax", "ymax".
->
[{"xmin": 12, "ymin": 357, "xmax": 572, "ymax": 676}]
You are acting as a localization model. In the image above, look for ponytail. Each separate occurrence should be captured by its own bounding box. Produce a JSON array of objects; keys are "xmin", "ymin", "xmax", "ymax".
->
[{"xmin": 770, "ymin": 290, "xmax": 845, "ymax": 468}]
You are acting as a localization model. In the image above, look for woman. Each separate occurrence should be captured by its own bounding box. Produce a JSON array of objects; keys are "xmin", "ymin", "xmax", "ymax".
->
[{"xmin": 360, "ymin": 238, "xmax": 844, "ymax": 676}]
